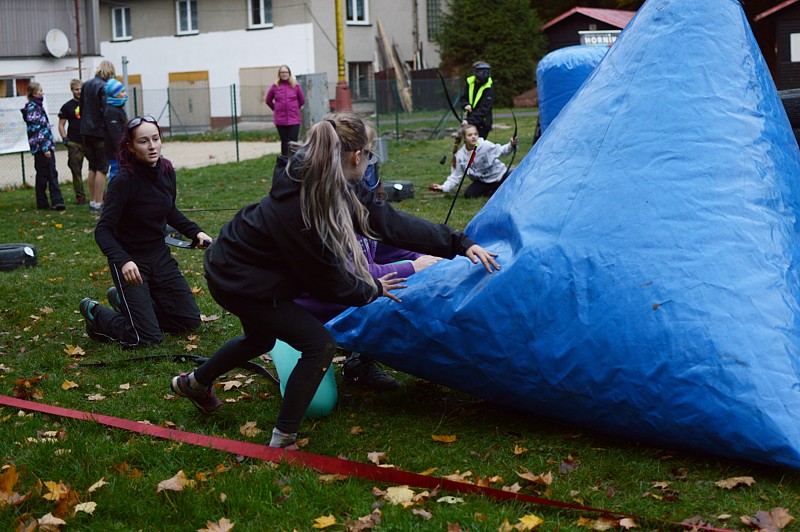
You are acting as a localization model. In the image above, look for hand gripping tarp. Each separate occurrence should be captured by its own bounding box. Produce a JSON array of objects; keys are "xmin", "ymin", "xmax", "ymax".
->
[
  {"xmin": 536, "ymin": 45, "xmax": 609, "ymax": 132},
  {"xmin": 331, "ymin": 0, "xmax": 800, "ymax": 469}
]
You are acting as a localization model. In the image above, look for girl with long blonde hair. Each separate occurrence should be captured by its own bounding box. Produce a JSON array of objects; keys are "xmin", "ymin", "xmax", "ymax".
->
[{"xmin": 171, "ymin": 113, "xmax": 500, "ymax": 450}]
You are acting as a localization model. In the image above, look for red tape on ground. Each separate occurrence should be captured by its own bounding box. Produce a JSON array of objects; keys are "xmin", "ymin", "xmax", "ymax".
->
[{"xmin": 0, "ymin": 395, "xmax": 735, "ymax": 531}]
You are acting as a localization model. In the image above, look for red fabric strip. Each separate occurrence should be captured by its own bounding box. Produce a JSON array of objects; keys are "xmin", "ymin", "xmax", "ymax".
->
[{"xmin": 0, "ymin": 395, "xmax": 735, "ymax": 531}]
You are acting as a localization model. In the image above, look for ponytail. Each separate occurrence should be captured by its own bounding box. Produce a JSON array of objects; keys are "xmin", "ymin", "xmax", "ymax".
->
[{"xmin": 298, "ymin": 115, "xmax": 375, "ymax": 286}]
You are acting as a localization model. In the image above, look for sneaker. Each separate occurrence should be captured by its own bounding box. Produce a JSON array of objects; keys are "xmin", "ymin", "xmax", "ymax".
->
[
  {"xmin": 170, "ymin": 373, "xmax": 222, "ymax": 415},
  {"xmin": 52, "ymin": 204, "xmax": 66, "ymax": 211},
  {"xmin": 79, "ymin": 298, "xmax": 109, "ymax": 343},
  {"xmin": 342, "ymin": 354, "xmax": 400, "ymax": 392},
  {"xmin": 268, "ymin": 428, "xmax": 299, "ymax": 450},
  {"xmin": 107, "ymin": 286, "xmax": 122, "ymax": 314}
]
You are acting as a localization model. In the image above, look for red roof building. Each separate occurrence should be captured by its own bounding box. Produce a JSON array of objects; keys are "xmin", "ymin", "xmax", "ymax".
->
[{"xmin": 541, "ymin": 8, "xmax": 636, "ymax": 52}]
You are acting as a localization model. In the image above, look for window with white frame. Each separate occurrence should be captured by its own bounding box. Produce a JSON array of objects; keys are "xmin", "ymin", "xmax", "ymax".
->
[
  {"xmin": 112, "ymin": 6, "xmax": 132, "ymax": 41},
  {"xmin": 176, "ymin": 0, "xmax": 198, "ymax": 35},
  {"xmin": 348, "ymin": 62, "xmax": 373, "ymax": 101},
  {"xmin": 346, "ymin": 0, "xmax": 369, "ymax": 25},
  {"xmin": 248, "ymin": 0, "xmax": 272, "ymax": 28}
]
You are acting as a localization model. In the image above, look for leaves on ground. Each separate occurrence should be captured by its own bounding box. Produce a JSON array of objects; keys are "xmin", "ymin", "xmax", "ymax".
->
[
  {"xmin": 715, "ymin": 476, "xmax": 755, "ymax": 489},
  {"xmin": 156, "ymin": 470, "xmax": 195, "ymax": 493},
  {"xmin": 312, "ymin": 514, "xmax": 337, "ymax": 528},
  {"xmin": 198, "ymin": 517, "xmax": 235, "ymax": 531},
  {"xmin": 432, "ymin": 434, "xmax": 457, "ymax": 443},
  {"xmin": 741, "ymin": 507, "xmax": 795, "ymax": 531}
]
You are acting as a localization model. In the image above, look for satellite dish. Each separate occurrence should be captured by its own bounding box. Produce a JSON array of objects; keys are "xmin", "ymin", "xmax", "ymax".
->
[{"xmin": 45, "ymin": 29, "xmax": 69, "ymax": 58}]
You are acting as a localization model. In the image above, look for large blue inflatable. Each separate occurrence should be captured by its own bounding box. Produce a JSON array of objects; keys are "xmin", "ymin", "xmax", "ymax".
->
[
  {"xmin": 331, "ymin": 0, "xmax": 800, "ymax": 468},
  {"xmin": 536, "ymin": 45, "xmax": 609, "ymax": 132}
]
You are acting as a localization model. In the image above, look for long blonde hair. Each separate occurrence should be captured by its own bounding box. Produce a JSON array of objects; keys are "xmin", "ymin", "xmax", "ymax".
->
[
  {"xmin": 451, "ymin": 124, "xmax": 477, "ymax": 168},
  {"xmin": 295, "ymin": 113, "xmax": 376, "ymax": 285},
  {"xmin": 274, "ymin": 65, "xmax": 297, "ymax": 88}
]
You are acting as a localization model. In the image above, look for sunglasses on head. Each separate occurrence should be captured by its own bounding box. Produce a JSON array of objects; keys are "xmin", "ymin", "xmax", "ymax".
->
[{"xmin": 127, "ymin": 115, "xmax": 157, "ymax": 129}]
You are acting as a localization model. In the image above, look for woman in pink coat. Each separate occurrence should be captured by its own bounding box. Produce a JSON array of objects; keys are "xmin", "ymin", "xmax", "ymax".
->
[{"xmin": 266, "ymin": 65, "xmax": 305, "ymax": 156}]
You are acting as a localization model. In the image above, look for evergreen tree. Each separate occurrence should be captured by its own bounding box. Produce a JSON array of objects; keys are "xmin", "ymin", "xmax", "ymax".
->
[{"xmin": 436, "ymin": 0, "xmax": 545, "ymax": 106}]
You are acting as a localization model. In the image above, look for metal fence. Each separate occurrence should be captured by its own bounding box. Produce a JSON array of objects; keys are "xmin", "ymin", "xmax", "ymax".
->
[{"xmin": 0, "ymin": 72, "xmax": 467, "ymax": 190}]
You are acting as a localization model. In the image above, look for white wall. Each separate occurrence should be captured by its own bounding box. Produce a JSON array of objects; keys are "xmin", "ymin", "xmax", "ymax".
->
[{"xmin": 100, "ymin": 23, "xmax": 315, "ymax": 119}]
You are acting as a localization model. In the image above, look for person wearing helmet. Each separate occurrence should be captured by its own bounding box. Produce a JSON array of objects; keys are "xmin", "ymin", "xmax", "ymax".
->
[{"xmin": 459, "ymin": 61, "xmax": 495, "ymax": 139}]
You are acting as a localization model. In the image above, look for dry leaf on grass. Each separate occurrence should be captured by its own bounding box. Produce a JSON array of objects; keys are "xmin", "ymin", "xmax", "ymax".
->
[
  {"xmin": 312, "ymin": 514, "xmax": 337, "ymax": 528},
  {"xmin": 239, "ymin": 421, "xmax": 262, "ymax": 437},
  {"xmin": 431, "ymin": 434, "xmax": 457, "ymax": 443},
  {"xmin": 198, "ymin": 517, "xmax": 235, "ymax": 531},
  {"xmin": 73, "ymin": 501, "xmax": 97, "ymax": 515},
  {"xmin": 156, "ymin": 470, "xmax": 195, "ymax": 493},
  {"xmin": 741, "ymin": 507, "xmax": 795, "ymax": 531},
  {"xmin": 715, "ymin": 476, "xmax": 755, "ymax": 489}
]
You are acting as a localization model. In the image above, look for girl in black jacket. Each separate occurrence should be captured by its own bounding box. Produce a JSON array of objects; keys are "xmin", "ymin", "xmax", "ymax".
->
[
  {"xmin": 170, "ymin": 113, "xmax": 500, "ymax": 450},
  {"xmin": 79, "ymin": 115, "xmax": 212, "ymax": 348}
]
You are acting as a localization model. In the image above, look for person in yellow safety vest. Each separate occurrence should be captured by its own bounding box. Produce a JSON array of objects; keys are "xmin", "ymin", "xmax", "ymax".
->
[{"xmin": 459, "ymin": 61, "xmax": 495, "ymax": 140}]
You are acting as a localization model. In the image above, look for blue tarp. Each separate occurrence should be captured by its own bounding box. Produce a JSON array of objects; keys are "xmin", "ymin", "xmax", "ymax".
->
[
  {"xmin": 331, "ymin": 0, "xmax": 800, "ymax": 468},
  {"xmin": 536, "ymin": 45, "xmax": 608, "ymax": 132}
]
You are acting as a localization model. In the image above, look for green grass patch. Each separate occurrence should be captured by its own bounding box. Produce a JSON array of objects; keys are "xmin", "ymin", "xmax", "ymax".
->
[{"xmin": 1, "ymin": 120, "xmax": 799, "ymax": 530}]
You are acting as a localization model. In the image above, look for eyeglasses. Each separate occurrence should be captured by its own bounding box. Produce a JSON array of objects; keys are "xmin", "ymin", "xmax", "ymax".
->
[
  {"xmin": 364, "ymin": 149, "xmax": 381, "ymax": 165},
  {"xmin": 127, "ymin": 115, "xmax": 157, "ymax": 129}
]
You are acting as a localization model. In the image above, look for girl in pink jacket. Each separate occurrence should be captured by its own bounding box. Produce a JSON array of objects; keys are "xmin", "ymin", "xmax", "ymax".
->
[{"xmin": 266, "ymin": 65, "xmax": 305, "ymax": 156}]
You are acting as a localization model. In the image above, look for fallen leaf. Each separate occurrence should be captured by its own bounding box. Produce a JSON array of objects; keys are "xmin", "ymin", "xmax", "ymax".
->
[
  {"xmin": 560, "ymin": 455, "xmax": 580, "ymax": 475},
  {"xmin": 220, "ymin": 380, "xmax": 242, "ymax": 391},
  {"xmin": 88, "ymin": 478, "xmax": 107, "ymax": 492},
  {"xmin": 349, "ymin": 425, "xmax": 365, "ymax": 435},
  {"xmin": 385, "ymin": 486, "xmax": 415, "ymax": 505},
  {"xmin": 201, "ymin": 314, "xmax": 219, "ymax": 322},
  {"xmin": 312, "ymin": 514, "xmax": 337, "ymax": 529},
  {"xmin": 437, "ymin": 496, "xmax": 464, "ymax": 504},
  {"xmin": 442, "ymin": 470, "xmax": 473, "ymax": 483},
  {"xmin": 61, "ymin": 380, "xmax": 78, "ymax": 390},
  {"xmin": 87, "ymin": 394, "xmax": 106, "ymax": 401},
  {"xmin": 513, "ymin": 443, "xmax": 529, "ymax": 455},
  {"xmin": 42, "ymin": 480, "xmax": 69, "ymax": 501},
  {"xmin": 741, "ymin": 507, "xmax": 795, "ymax": 531},
  {"xmin": 0, "ymin": 465, "xmax": 20, "ymax": 494},
  {"xmin": 156, "ymin": 470, "xmax": 195, "ymax": 493},
  {"xmin": 619, "ymin": 517, "xmax": 638, "ymax": 529},
  {"xmin": 63, "ymin": 345, "xmax": 85, "ymax": 357},
  {"xmin": 38, "ymin": 513, "xmax": 67, "ymax": 530},
  {"xmin": 412, "ymin": 508, "xmax": 433, "ymax": 520},
  {"xmin": 517, "ymin": 514, "xmax": 544, "ymax": 530},
  {"xmin": 318, "ymin": 474, "xmax": 347, "ymax": 483},
  {"xmin": 716, "ymin": 476, "xmax": 755, "ymax": 489},
  {"xmin": 239, "ymin": 421, "xmax": 262, "ymax": 437},
  {"xmin": 367, "ymin": 452, "xmax": 388, "ymax": 465},
  {"xmin": 431, "ymin": 434, "xmax": 457, "ymax": 443},
  {"xmin": 198, "ymin": 517, "xmax": 235, "ymax": 532},
  {"xmin": 516, "ymin": 470, "xmax": 552, "ymax": 486},
  {"xmin": 118, "ymin": 383, "xmax": 131, "ymax": 390},
  {"xmin": 592, "ymin": 517, "xmax": 618, "ymax": 531},
  {"xmin": 74, "ymin": 501, "xmax": 97, "ymax": 515}
]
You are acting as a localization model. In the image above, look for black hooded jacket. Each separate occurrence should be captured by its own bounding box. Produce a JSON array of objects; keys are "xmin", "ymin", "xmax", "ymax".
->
[{"xmin": 204, "ymin": 154, "xmax": 476, "ymax": 306}]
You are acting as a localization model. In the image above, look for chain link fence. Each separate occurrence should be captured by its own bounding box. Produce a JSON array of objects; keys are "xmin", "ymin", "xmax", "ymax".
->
[{"xmin": 1, "ymin": 69, "xmax": 472, "ymax": 190}]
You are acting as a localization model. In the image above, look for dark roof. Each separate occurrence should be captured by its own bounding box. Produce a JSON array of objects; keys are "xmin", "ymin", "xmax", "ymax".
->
[
  {"xmin": 755, "ymin": 0, "xmax": 800, "ymax": 21},
  {"xmin": 541, "ymin": 7, "xmax": 636, "ymax": 31}
]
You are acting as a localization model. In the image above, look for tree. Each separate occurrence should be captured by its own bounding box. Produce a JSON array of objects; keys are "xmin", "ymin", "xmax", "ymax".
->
[{"xmin": 436, "ymin": 0, "xmax": 546, "ymax": 106}]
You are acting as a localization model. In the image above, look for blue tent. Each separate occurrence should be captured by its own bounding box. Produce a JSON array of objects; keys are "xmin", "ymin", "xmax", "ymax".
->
[
  {"xmin": 331, "ymin": 0, "xmax": 800, "ymax": 468},
  {"xmin": 537, "ymin": 45, "xmax": 609, "ymax": 132}
]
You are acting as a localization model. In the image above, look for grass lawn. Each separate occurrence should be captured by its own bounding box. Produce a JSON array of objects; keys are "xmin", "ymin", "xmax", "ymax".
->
[{"xmin": 1, "ymin": 114, "xmax": 799, "ymax": 531}]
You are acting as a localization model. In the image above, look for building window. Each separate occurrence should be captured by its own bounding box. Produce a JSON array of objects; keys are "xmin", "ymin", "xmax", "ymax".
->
[
  {"xmin": 348, "ymin": 62, "xmax": 373, "ymax": 101},
  {"xmin": 426, "ymin": 0, "xmax": 441, "ymax": 41},
  {"xmin": 112, "ymin": 6, "xmax": 132, "ymax": 41},
  {"xmin": 176, "ymin": 0, "xmax": 198, "ymax": 35},
  {"xmin": 346, "ymin": 0, "xmax": 369, "ymax": 25},
  {"xmin": 248, "ymin": 0, "xmax": 272, "ymax": 28},
  {"xmin": 0, "ymin": 78, "xmax": 30, "ymax": 98}
]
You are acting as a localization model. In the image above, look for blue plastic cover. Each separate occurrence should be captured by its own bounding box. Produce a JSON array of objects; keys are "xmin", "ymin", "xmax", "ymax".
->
[
  {"xmin": 331, "ymin": 0, "xmax": 800, "ymax": 468},
  {"xmin": 536, "ymin": 45, "xmax": 608, "ymax": 132}
]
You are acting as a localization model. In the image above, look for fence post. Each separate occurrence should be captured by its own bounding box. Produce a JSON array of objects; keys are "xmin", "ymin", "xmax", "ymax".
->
[
  {"xmin": 231, "ymin": 84, "xmax": 239, "ymax": 162},
  {"xmin": 20, "ymin": 152, "xmax": 26, "ymax": 186},
  {"xmin": 166, "ymin": 87, "xmax": 172, "ymax": 139},
  {"xmin": 374, "ymin": 77, "xmax": 380, "ymax": 133},
  {"xmin": 133, "ymin": 86, "xmax": 139, "ymax": 116},
  {"xmin": 393, "ymin": 80, "xmax": 400, "ymax": 142}
]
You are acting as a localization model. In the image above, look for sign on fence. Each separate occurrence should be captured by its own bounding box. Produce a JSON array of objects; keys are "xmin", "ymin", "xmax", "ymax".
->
[{"xmin": 0, "ymin": 96, "xmax": 30, "ymax": 155}]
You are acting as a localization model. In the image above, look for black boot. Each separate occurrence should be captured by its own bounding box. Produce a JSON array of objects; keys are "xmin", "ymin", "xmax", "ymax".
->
[{"xmin": 342, "ymin": 353, "xmax": 400, "ymax": 391}]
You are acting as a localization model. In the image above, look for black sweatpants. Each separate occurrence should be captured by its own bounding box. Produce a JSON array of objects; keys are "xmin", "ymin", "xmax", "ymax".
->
[
  {"xmin": 92, "ymin": 246, "xmax": 201, "ymax": 347},
  {"xmin": 276, "ymin": 124, "xmax": 300, "ymax": 157},
  {"xmin": 194, "ymin": 280, "xmax": 336, "ymax": 434}
]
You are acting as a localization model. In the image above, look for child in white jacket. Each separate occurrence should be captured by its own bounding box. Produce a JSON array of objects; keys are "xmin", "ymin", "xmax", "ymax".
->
[{"xmin": 430, "ymin": 124, "xmax": 517, "ymax": 198}]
